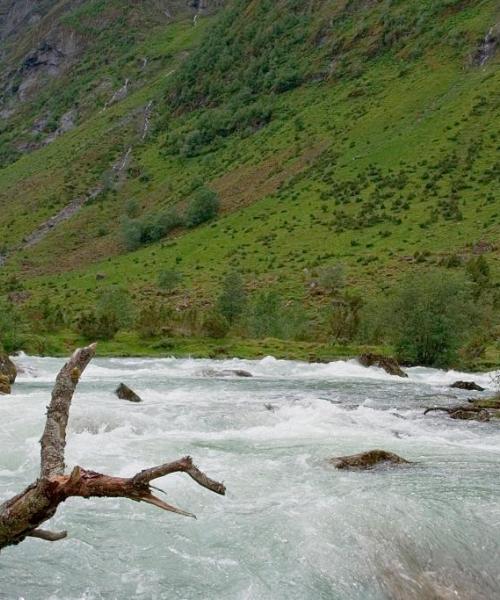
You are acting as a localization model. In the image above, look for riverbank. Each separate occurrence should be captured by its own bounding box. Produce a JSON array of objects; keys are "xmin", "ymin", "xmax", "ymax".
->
[{"xmin": 15, "ymin": 330, "xmax": 500, "ymax": 371}]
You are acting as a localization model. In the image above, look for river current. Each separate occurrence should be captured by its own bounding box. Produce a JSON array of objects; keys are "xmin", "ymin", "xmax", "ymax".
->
[{"xmin": 1, "ymin": 354, "xmax": 499, "ymax": 600}]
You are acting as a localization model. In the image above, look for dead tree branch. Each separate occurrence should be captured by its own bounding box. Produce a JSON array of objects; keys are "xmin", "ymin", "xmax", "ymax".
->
[{"xmin": 0, "ymin": 344, "xmax": 225, "ymax": 552}]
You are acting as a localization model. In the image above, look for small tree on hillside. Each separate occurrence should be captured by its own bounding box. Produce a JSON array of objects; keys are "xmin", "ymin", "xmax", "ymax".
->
[
  {"xmin": 217, "ymin": 271, "xmax": 246, "ymax": 323},
  {"xmin": 158, "ymin": 269, "xmax": 183, "ymax": 293},
  {"xmin": 387, "ymin": 270, "xmax": 475, "ymax": 367},
  {"xmin": 185, "ymin": 187, "xmax": 219, "ymax": 227}
]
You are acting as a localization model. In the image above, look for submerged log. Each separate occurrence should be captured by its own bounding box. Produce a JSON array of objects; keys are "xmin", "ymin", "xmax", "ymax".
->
[
  {"xmin": 0, "ymin": 344, "xmax": 225, "ymax": 552},
  {"xmin": 329, "ymin": 449, "xmax": 411, "ymax": 470}
]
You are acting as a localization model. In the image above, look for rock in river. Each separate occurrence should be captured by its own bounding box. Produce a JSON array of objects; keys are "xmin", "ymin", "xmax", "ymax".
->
[
  {"xmin": 329, "ymin": 449, "xmax": 411, "ymax": 470},
  {"xmin": 115, "ymin": 383, "xmax": 142, "ymax": 403},
  {"xmin": 358, "ymin": 353, "xmax": 407, "ymax": 378},
  {"xmin": 450, "ymin": 381, "xmax": 485, "ymax": 392}
]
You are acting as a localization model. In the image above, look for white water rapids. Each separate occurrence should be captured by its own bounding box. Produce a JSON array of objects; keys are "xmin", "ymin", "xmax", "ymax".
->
[{"xmin": 1, "ymin": 355, "xmax": 499, "ymax": 599}]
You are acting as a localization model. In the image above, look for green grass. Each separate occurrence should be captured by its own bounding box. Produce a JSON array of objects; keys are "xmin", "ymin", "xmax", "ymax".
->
[{"xmin": 0, "ymin": 0, "xmax": 499, "ymax": 362}]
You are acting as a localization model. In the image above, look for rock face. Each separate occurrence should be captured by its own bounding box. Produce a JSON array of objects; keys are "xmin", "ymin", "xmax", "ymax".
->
[
  {"xmin": 0, "ymin": 351, "xmax": 17, "ymax": 384},
  {"xmin": 115, "ymin": 383, "xmax": 142, "ymax": 403},
  {"xmin": 0, "ymin": 375, "xmax": 11, "ymax": 394},
  {"xmin": 358, "ymin": 353, "xmax": 407, "ymax": 378},
  {"xmin": 329, "ymin": 449, "xmax": 411, "ymax": 470},
  {"xmin": 450, "ymin": 381, "xmax": 485, "ymax": 392}
]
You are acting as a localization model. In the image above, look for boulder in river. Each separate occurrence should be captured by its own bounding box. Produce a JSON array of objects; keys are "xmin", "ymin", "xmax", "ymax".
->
[
  {"xmin": 358, "ymin": 353, "xmax": 407, "ymax": 378},
  {"xmin": 424, "ymin": 405, "xmax": 491, "ymax": 422},
  {"xmin": 115, "ymin": 383, "xmax": 142, "ymax": 403},
  {"xmin": 450, "ymin": 380, "xmax": 485, "ymax": 392},
  {"xmin": 329, "ymin": 449, "xmax": 411, "ymax": 470},
  {"xmin": 0, "ymin": 375, "xmax": 11, "ymax": 395},
  {"xmin": 201, "ymin": 368, "xmax": 253, "ymax": 378},
  {"xmin": 0, "ymin": 351, "xmax": 17, "ymax": 384}
]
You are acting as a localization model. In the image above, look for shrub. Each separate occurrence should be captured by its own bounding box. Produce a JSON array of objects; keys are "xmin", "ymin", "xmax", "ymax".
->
[
  {"xmin": 0, "ymin": 299, "xmax": 25, "ymax": 352},
  {"xmin": 158, "ymin": 269, "xmax": 183, "ymax": 293},
  {"xmin": 202, "ymin": 311, "xmax": 230, "ymax": 338},
  {"xmin": 121, "ymin": 208, "xmax": 181, "ymax": 251},
  {"xmin": 386, "ymin": 270, "xmax": 476, "ymax": 367},
  {"xmin": 76, "ymin": 287, "xmax": 134, "ymax": 340},
  {"xmin": 318, "ymin": 263, "xmax": 346, "ymax": 295},
  {"xmin": 328, "ymin": 290, "xmax": 363, "ymax": 342},
  {"xmin": 246, "ymin": 291, "xmax": 309, "ymax": 340},
  {"xmin": 185, "ymin": 188, "xmax": 219, "ymax": 228},
  {"xmin": 217, "ymin": 271, "xmax": 246, "ymax": 323}
]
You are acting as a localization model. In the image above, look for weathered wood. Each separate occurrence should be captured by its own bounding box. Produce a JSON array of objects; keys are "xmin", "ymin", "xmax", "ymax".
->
[{"xmin": 0, "ymin": 344, "xmax": 225, "ymax": 552}]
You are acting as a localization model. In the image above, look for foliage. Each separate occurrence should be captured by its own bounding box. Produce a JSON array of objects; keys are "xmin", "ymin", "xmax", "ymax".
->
[
  {"xmin": 202, "ymin": 311, "xmax": 230, "ymax": 338},
  {"xmin": 158, "ymin": 269, "xmax": 183, "ymax": 292},
  {"xmin": 318, "ymin": 263, "xmax": 347, "ymax": 295},
  {"xmin": 76, "ymin": 286, "xmax": 134, "ymax": 340},
  {"xmin": 0, "ymin": 299, "xmax": 25, "ymax": 352},
  {"xmin": 217, "ymin": 271, "xmax": 246, "ymax": 323},
  {"xmin": 328, "ymin": 290, "xmax": 363, "ymax": 342},
  {"xmin": 385, "ymin": 270, "xmax": 476, "ymax": 367},
  {"xmin": 246, "ymin": 291, "xmax": 309, "ymax": 340},
  {"xmin": 121, "ymin": 209, "xmax": 181, "ymax": 251},
  {"xmin": 185, "ymin": 188, "xmax": 219, "ymax": 228}
]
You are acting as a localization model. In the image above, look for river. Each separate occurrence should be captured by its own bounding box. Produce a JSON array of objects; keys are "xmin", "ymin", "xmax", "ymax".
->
[{"xmin": 1, "ymin": 355, "xmax": 499, "ymax": 599}]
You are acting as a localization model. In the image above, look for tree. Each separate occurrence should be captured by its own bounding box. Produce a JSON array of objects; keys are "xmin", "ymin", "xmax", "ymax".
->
[
  {"xmin": 387, "ymin": 270, "xmax": 475, "ymax": 367},
  {"xmin": 76, "ymin": 287, "xmax": 135, "ymax": 341},
  {"xmin": 217, "ymin": 271, "xmax": 246, "ymax": 323},
  {"xmin": 185, "ymin": 188, "xmax": 219, "ymax": 228},
  {"xmin": 0, "ymin": 299, "xmax": 25, "ymax": 352},
  {"xmin": 0, "ymin": 344, "xmax": 225, "ymax": 551}
]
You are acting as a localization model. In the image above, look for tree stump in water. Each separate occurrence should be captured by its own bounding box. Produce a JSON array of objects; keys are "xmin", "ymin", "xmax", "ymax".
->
[{"xmin": 0, "ymin": 344, "xmax": 225, "ymax": 552}]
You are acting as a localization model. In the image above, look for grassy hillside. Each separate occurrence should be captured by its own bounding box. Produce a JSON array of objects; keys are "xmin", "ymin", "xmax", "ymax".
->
[{"xmin": 0, "ymin": 0, "xmax": 499, "ymax": 364}]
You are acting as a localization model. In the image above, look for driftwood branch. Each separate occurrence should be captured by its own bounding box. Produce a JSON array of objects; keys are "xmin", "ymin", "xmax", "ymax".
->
[{"xmin": 0, "ymin": 344, "xmax": 225, "ymax": 552}]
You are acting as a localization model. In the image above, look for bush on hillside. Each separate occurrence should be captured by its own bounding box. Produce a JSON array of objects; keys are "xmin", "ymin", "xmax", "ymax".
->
[
  {"xmin": 158, "ymin": 269, "xmax": 183, "ymax": 293},
  {"xmin": 121, "ymin": 208, "xmax": 182, "ymax": 251},
  {"xmin": 217, "ymin": 271, "xmax": 246, "ymax": 323},
  {"xmin": 386, "ymin": 270, "xmax": 476, "ymax": 367},
  {"xmin": 76, "ymin": 286, "xmax": 134, "ymax": 340},
  {"xmin": 0, "ymin": 299, "xmax": 25, "ymax": 352},
  {"xmin": 185, "ymin": 188, "xmax": 219, "ymax": 228}
]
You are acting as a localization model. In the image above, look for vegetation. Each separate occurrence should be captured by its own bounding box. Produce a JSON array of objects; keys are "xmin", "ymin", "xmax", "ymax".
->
[{"xmin": 0, "ymin": 0, "xmax": 498, "ymax": 368}]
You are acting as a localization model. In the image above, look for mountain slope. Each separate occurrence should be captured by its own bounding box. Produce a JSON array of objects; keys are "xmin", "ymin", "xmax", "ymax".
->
[{"xmin": 0, "ymin": 0, "xmax": 498, "ymax": 353}]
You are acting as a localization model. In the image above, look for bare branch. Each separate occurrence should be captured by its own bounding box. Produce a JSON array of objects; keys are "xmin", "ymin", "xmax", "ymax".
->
[
  {"xmin": 132, "ymin": 456, "xmax": 226, "ymax": 496},
  {"xmin": 40, "ymin": 343, "xmax": 97, "ymax": 478},
  {"xmin": 0, "ymin": 345, "xmax": 226, "ymax": 552}
]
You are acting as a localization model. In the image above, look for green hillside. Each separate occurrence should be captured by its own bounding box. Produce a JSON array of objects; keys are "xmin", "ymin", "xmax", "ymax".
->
[{"xmin": 0, "ymin": 0, "xmax": 499, "ymax": 366}]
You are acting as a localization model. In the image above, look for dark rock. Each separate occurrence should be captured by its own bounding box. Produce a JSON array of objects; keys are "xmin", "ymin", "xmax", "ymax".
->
[
  {"xmin": 450, "ymin": 409, "xmax": 490, "ymax": 422},
  {"xmin": 450, "ymin": 381, "xmax": 485, "ymax": 392},
  {"xmin": 358, "ymin": 353, "xmax": 407, "ymax": 378},
  {"xmin": 115, "ymin": 383, "xmax": 142, "ymax": 403},
  {"xmin": 0, "ymin": 375, "xmax": 11, "ymax": 395},
  {"xmin": 201, "ymin": 368, "xmax": 253, "ymax": 378},
  {"xmin": 0, "ymin": 352, "xmax": 17, "ymax": 384},
  {"xmin": 424, "ymin": 405, "xmax": 491, "ymax": 422},
  {"xmin": 264, "ymin": 403, "xmax": 276, "ymax": 411},
  {"xmin": 329, "ymin": 449, "xmax": 411, "ymax": 470}
]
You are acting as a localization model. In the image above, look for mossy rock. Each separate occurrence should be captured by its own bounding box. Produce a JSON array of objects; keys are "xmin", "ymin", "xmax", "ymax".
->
[
  {"xmin": 0, "ymin": 374, "xmax": 11, "ymax": 395},
  {"xmin": 329, "ymin": 449, "xmax": 411, "ymax": 470},
  {"xmin": 0, "ymin": 352, "xmax": 17, "ymax": 384}
]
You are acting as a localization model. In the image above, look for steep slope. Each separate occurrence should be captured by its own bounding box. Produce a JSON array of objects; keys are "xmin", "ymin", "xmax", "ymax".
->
[{"xmin": 0, "ymin": 0, "xmax": 498, "ymax": 328}]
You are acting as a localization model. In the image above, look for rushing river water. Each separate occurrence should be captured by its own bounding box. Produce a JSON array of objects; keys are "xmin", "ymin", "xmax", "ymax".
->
[{"xmin": 1, "ymin": 355, "xmax": 499, "ymax": 600}]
